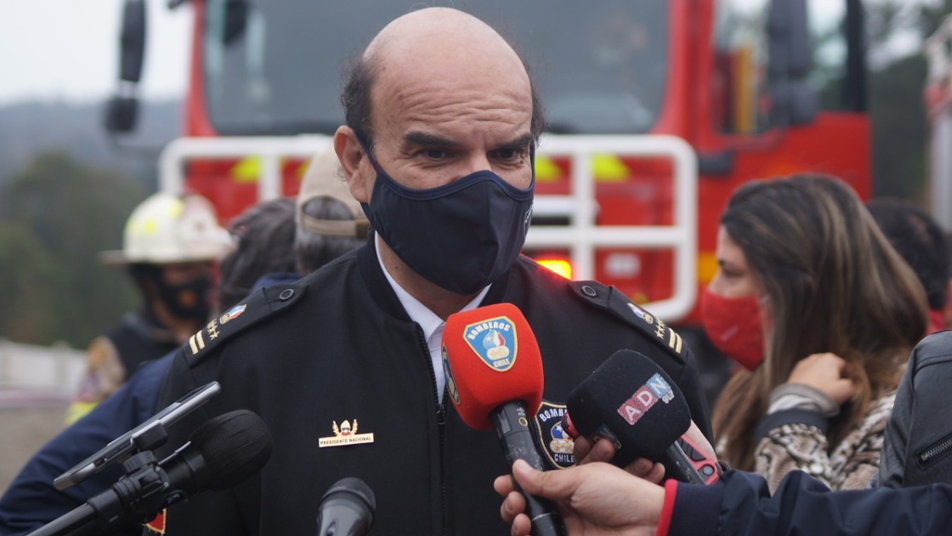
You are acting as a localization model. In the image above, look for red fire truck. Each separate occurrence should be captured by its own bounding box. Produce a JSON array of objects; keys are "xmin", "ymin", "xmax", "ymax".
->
[{"xmin": 106, "ymin": 0, "xmax": 870, "ymax": 327}]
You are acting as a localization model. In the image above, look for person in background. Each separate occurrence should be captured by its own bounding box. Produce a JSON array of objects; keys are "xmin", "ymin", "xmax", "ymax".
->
[
  {"xmin": 0, "ymin": 145, "xmax": 367, "ymax": 536},
  {"xmin": 66, "ymin": 192, "xmax": 231, "ymax": 424},
  {"xmin": 705, "ymin": 175, "xmax": 928, "ymax": 491},
  {"xmin": 293, "ymin": 144, "xmax": 369, "ymax": 274},
  {"xmin": 867, "ymin": 197, "xmax": 952, "ymax": 333}
]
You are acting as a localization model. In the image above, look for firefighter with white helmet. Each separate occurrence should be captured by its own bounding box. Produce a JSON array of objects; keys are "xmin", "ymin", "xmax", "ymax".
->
[{"xmin": 66, "ymin": 192, "xmax": 232, "ymax": 424}]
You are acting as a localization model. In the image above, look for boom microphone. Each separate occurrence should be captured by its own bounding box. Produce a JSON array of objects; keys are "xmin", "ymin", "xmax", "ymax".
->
[
  {"xmin": 28, "ymin": 410, "xmax": 273, "ymax": 536},
  {"xmin": 565, "ymin": 349, "xmax": 719, "ymax": 485},
  {"xmin": 316, "ymin": 477, "xmax": 375, "ymax": 536},
  {"xmin": 442, "ymin": 303, "xmax": 565, "ymax": 536}
]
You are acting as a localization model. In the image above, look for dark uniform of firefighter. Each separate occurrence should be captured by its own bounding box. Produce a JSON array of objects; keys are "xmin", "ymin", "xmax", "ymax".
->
[
  {"xmin": 67, "ymin": 192, "xmax": 230, "ymax": 424},
  {"xmin": 155, "ymin": 8, "xmax": 712, "ymax": 535}
]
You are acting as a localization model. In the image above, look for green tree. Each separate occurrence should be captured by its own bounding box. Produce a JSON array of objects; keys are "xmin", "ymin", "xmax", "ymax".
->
[{"xmin": 0, "ymin": 152, "xmax": 146, "ymax": 347}]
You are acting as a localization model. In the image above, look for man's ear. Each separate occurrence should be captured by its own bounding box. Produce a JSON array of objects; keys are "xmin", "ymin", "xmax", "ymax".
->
[{"xmin": 335, "ymin": 126, "xmax": 371, "ymax": 203}]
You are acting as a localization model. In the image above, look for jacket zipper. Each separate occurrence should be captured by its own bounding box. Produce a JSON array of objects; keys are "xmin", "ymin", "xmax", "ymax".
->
[
  {"xmin": 917, "ymin": 431, "xmax": 952, "ymax": 468},
  {"xmin": 416, "ymin": 327, "xmax": 447, "ymax": 534}
]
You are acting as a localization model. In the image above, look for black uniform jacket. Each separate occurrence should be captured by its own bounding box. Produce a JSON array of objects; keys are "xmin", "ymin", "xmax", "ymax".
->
[{"xmin": 155, "ymin": 240, "xmax": 712, "ymax": 535}]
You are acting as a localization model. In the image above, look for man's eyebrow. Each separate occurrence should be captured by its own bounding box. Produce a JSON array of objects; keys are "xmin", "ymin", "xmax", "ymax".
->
[
  {"xmin": 402, "ymin": 131, "xmax": 460, "ymax": 150},
  {"xmin": 495, "ymin": 134, "xmax": 535, "ymax": 151},
  {"xmin": 400, "ymin": 132, "xmax": 535, "ymax": 152}
]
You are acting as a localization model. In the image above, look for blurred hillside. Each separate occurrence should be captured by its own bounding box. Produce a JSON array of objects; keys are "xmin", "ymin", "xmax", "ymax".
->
[
  {"xmin": 0, "ymin": 100, "xmax": 180, "ymax": 349},
  {"xmin": 0, "ymin": 100, "xmax": 180, "ymax": 188}
]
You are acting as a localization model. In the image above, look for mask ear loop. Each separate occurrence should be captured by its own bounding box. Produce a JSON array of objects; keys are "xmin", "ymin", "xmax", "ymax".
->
[{"xmin": 353, "ymin": 132, "xmax": 386, "ymax": 176}]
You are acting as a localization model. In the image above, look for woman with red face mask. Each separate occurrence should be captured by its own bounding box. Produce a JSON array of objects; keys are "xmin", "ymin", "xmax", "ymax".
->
[{"xmin": 704, "ymin": 174, "xmax": 929, "ymax": 492}]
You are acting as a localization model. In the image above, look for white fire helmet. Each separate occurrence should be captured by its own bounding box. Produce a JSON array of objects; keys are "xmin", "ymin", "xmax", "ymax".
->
[{"xmin": 99, "ymin": 192, "xmax": 233, "ymax": 265}]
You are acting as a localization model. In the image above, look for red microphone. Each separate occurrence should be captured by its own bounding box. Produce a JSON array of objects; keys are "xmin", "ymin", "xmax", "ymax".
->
[{"xmin": 442, "ymin": 303, "xmax": 565, "ymax": 536}]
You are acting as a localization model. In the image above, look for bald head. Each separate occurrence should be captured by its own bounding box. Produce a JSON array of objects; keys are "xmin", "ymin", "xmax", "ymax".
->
[
  {"xmin": 366, "ymin": 8, "xmax": 524, "ymax": 75},
  {"xmin": 341, "ymin": 7, "xmax": 544, "ymax": 145}
]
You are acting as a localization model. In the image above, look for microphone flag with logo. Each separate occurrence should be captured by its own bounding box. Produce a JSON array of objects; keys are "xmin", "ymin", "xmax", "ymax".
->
[{"xmin": 441, "ymin": 302, "xmax": 543, "ymax": 429}]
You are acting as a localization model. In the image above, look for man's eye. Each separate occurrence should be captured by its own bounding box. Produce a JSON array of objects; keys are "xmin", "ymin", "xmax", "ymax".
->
[
  {"xmin": 492, "ymin": 148, "xmax": 525, "ymax": 161},
  {"xmin": 422, "ymin": 149, "xmax": 448, "ymax": 160}
]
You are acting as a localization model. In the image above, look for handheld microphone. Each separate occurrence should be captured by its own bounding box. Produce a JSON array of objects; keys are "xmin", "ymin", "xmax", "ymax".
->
[
  {"xmin": 565, "ymin": 349, "xmax": 719, "ymax": 485},
  {"xmin": 442, "ymin": 303, "xmax": 565, "ymax": 536},
  {"xmin": 316, "ymin": 477, "xmax": 375, "ymax": 536},
  {"xmin": 28, "ymin": 410, "xmax": 273, "ymax": 536}
]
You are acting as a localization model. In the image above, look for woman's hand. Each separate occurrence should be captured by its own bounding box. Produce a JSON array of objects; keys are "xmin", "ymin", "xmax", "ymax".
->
[{"xmin": 788, "ymin": 352, "xmax": 856, "ymax": 405}]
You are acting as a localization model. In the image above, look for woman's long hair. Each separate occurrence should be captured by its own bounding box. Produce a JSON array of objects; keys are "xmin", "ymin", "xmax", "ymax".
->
[{"xmin": 712, "ymin": 175, "xmax": 928, "ymax": 470}]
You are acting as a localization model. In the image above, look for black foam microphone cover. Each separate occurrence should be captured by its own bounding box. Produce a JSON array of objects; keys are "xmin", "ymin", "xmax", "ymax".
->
[
  {"xmin": 317, "ymin": 477, "xmax": 376, "ymax": 536},
  {"xmin": 566, "ymin": 349, "xmax": 691, "ymax": 467},
  {"xmin": 189, "ymin": 409, "xmax": 273, "ymax": 490}
]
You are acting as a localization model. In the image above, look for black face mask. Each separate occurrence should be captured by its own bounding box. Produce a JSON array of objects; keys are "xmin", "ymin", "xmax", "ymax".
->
[
  {"xmin": 153, "ymin": 274, "xmax": 213, "ymax": 322},
  {"xmin": 358, "ymin": 139, "xmax": 535, "ymax": 295}
]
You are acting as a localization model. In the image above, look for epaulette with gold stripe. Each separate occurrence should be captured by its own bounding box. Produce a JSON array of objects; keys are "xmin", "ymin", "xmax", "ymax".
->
[
  {"xmin": 182, "ymin": 282, "xmax": 307, "ymax": 367},
  {"xmin": 569, "ymin": 280, "xmax": 687, "ymax": 363}
]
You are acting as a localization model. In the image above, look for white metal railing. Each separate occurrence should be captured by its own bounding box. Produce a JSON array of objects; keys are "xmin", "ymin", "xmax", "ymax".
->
[
  {"xmin": 0, "ymin": 338, "xmax": 86, "ymax": 399},
  {"xmin": 528, "ymin": 135, "xmax": 697, "ymax": 321},
  {"xmin": 159, "ymin": 134, "xmax": 698, "ymax": 321},
  {"xmin": 160, "ymin": 136, "xmax": 333, "ymax": 201}
]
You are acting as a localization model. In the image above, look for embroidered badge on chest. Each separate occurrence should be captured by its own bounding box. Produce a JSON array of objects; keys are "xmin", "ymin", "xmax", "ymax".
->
[
  {"xmin": 319, "ymin": 419, "xmax": 375, "ymax": 448},
  {"xmin": 534, "ymin": 401, "xmax": 575, "ymax": 469}
]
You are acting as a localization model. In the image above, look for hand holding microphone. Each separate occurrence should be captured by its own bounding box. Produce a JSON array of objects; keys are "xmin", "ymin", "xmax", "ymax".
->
[
  {"xmin": 442, "ymin": 303, "xmax": 566, "ymax": 536},
  {"xmin": 495, "ymin": 459, "xmax": 664, "ymax": 536}
]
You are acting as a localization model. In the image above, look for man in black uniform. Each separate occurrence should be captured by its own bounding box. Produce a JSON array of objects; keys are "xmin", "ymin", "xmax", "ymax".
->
[{"xmin": 156, "ymin": 7, "xmax": 711, "ymax": 535}]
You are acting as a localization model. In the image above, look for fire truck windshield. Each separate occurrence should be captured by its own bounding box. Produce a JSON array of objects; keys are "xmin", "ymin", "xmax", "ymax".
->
[{"xmin": 203, "ymin": 1, "xmax": 668, "ymax": 136}]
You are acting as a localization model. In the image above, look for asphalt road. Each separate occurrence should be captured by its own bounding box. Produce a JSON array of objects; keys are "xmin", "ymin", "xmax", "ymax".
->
[{"xmin": 0, "ymin": 403, "xmax": 68, "ymax": 494}]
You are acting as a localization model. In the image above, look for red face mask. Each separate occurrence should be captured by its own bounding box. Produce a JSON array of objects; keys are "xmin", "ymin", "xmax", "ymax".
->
[{"xmin": 700, "ymin": 287, "xmax": 766, "ymax": 371}]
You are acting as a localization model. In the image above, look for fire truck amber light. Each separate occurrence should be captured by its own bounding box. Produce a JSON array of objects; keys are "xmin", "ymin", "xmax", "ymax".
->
[{"xmin": 537, "ymin": 259, "xmax": 573, "ymax": 280}]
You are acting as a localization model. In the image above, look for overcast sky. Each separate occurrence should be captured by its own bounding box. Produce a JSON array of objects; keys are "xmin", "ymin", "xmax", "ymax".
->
[{"xmin": 0, "ymin": 0, "xmax": 191, "ymax": 105}]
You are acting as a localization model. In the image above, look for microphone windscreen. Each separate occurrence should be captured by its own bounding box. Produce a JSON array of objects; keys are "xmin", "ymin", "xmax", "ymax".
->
[
  {"xmin": 567, "ymin": 349, "xmax": 689, "ymax": 465},
  {"xmin": 322, "ymin": 476, "xmax": 376, "ymax": 513},
  {"xmin": 190, "ymin": 409, "xmax": 273, "ymax": 490},
  {"xmin": 442, "ymin": 303, "xmax": 544, "ymax": 430}
]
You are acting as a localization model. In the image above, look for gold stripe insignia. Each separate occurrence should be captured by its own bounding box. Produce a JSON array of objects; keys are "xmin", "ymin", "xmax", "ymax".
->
[
  {"xmin": 189, "ymin": 335, "xmax": 198, "ymax": 355},
  {"xmin": 668, "ymin": 330, "xmax": 683, "ymax": 353},
  {"xmin": 196, "ymin": 330, "xmax": 205, "ymax": 350}
]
